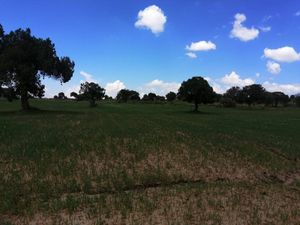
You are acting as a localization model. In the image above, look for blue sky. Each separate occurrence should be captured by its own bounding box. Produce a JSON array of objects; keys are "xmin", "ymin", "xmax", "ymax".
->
[{"xmin": 1, "ymin": 0, "xmax": 300, "ymax": 96}]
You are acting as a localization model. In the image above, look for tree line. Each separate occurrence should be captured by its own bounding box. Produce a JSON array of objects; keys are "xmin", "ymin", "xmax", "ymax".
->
[
  {"xmin": 56, "ymin": 78, "xmax": 300, "ymax": 111},
  {"xmin": 1, "ymin": 24, "xmax": 300, "ymax": 111}
]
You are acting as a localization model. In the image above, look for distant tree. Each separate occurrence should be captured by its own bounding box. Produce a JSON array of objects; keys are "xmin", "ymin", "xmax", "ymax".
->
[
  {"xmin": 213, "ymin": 93, "xmax": 222, "ymax": 103},
  {"xmin": 166, "ymin": 92, "xmax": 176, "ymax": 102},
  {"xmin": 241, "ymin": 84, "xmax": 266, "ymax": 106},
  {"xmin": 178, "ymin": 76, "xmax": 214, "ymax": 112},
  {"xmin": 224, "ymin": 86, "xmax": 243, "ymax": 103},
  {"xmin": 295, "ymin": 96, "xmax": 300, "ymax": 107},
  {"xmin": 220, "ymin": 97, "xmax": 236, "ymax": 108},
  {"xmin": 290, "ymin": 95, "xmax": 295, "ymax": 104},
  {"xmin": 156, "ymin": 95, "xmax": 166, "ymax": 102},
  {"xmin": 116, "ymin": 89, "xmax": 140, "ymax": 102},
  {"xmin": 272, "ymin": 92, "xmax": 289, "ymax": 107},
  {"xmin": 264, "ymin": 92, "xmax": 274, "ymax": 106},
  {"xmin": 79, "ymin": 82, "xmax": 105, "ymax": 107},
  {"xmin": 142, "ymin": 94, "xmax": 150, "ymax": 101},
  {"xmin": 0, "ymin": 24, "xmax": 75, "ymax": 110},
  {"xmin": 148, "ymin": 93, "xmax": 157, "ymax": 101},
  {"xmin": 70, "ymin": 92, "xmax": 78, "ymax": 100},
  {"xmin": 53, "ymin": 95, "xmax": 58, "ymax": 99},
  {"xmin": 57, "ymin": 92, "xmax": 67, "ymax": 100}
]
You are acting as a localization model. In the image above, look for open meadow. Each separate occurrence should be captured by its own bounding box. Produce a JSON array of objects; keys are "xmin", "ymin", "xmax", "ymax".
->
[{"xmin": 1, "ymin": 99, "xmax": 300, "ymax": 225}]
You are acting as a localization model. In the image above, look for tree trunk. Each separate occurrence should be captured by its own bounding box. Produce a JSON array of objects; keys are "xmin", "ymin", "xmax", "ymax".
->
[
  {"xmin": 21, "ymin": 91, "xmax": 30, "ymax": 111},
  {"xmin": 89, "ymin": 98, "xmax": 96, "ymax": 107}
]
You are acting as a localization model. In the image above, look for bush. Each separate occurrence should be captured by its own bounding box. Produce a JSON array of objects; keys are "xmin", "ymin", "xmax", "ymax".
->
[{"xmin": 220, "ymin": 97, "xmax": 236, "ymax": 108}]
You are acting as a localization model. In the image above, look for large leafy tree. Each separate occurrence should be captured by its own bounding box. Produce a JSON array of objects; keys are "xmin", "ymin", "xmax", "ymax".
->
[
  {"xmin": 241, "ymin": 84, "xmax": 266, "ymax": 106},
  {"xmin": 116, "ymin": 89, "xmax": 140, "ymax": 102},
  {"xmin": 178, "ymin": 76, "xmax": 215, "ymax": 111},
  {"xmin": 79, "ymin": 82, "xmax": 105, "ymax": 107},
  {"xmin": 0, "ymin": 25, "xmax": 74, "ymax": 110}
]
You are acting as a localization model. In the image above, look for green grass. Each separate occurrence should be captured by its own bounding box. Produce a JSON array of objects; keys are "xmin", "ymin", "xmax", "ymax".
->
[{"xmin": 0, "ymin": 99, "xmax": 300, "ymax": 224}]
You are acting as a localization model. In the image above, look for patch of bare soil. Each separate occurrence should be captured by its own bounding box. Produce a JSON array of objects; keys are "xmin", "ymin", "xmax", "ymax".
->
[
  {"xmin": 3, "ymin": 182, "xmax": 300, "ymax": 225},
  {"xmin": 2, "ymin": 138, "xmax": 300, "ymax": 225}
]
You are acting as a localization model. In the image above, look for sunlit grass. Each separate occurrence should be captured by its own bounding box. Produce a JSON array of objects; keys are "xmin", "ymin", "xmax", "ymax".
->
[{"xmin": 0, "ymin": 99, "xmax": 300, "ymax": 224}]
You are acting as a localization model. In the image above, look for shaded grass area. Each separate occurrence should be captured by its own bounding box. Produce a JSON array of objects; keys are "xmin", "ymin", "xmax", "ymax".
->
[{"xmin": 0, "ymin": 99, "xmax": 300, "ymax": 224}]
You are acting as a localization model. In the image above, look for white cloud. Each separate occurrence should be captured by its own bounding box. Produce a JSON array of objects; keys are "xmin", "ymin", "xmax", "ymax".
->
[
  {"xmin": 203, "ymin": 77, "xmax": 211, "ymax": 82},
  {"xmin": 44, "ymin": 82, "xmax": 81, "ymax": 98},
  {"xmin": 135, "ymin": 5, "xmax": 167, "ymax": 34},
  {"xmin": 196, "ymin": 73, "xmax": 300, "ymax": 96},
  {"xmin": 80, "ymin": 71, "xmax": 96, "ymax": 82},
  {"xmin": 295, "ymin": 11, "xmax": 300, "ymax": 16},
  {"xmin": 186, "ymin": 40, "xmax": 216, "ymax": 52},
  {"xmin": 264, "ymin": 47, "xmax": 300, "ymax": 63},
  {"xmin": 267, "ymin": 61, "xmax": 281, "ymax": 74},
  {"xmin": 186, "ymin": 52, "xmax": 197, "ymax": 59},
  {"xmin": 259, "ymin": 26, "xmax": 271, "ymax": 32},
  {"xmin": 105, "ymin": 80, "xmax": 126, "ymax": 98},
  {"xmin": 263, "ymin": 81, "xmax": 300, "ymax": 95},
  {"xmin": 140, "ymin": 79, "xmax": 180, "ymax": 96},
  {"xmin": 204, "ymin": 76, "xmax": 226, "ymax": 94},
  {"xmin": 221, "ymin": 71, "xmax": 255, "ymax": 86},
  {"xmin": 230, "ymin": 13, "xmax": 259, "ymax": 41}
]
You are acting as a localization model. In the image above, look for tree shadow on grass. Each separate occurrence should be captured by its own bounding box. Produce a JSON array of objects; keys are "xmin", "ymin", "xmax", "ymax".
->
[
  {"xmin": 170, "ymin": 109, "xmax": 219, "ymax": 116},
  {"xmin": 185, "ymin": 110, "xmax": 218, "ymax": 115},
  {"xmin": 0, "ymin": 108, "xmax": 83, "ymax": 116}
]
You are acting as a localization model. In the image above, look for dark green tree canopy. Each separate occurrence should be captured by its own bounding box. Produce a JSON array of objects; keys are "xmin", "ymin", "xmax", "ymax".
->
[
  {"xmin": 57, "ymin": 92, "xmax": 67, "ymax": 100},
  {"xmin": 116, "ymin": 89, "xmax": 140, "ymax": 102},
  {"xmin": 224, "ymin": 86, "xmax": 243, "ymax": 103},
  {"xmin": 79, "ymin": 82, "xmax": 105, "ymax": 107},
  {"xmin": 178, "ymin": 76, "xmax": 215, "ymax": 111},
  {"xmin": 0, "ymin": 25, "xmax": 74, "ymax": 110},
  {"xmin": 166, "ymin": 91, "xmax": 176, "ymax": 102},
  {"xmin": 70, "ymin": 91, "xmax": 78, "ymax": 100},
  {"xmin": 241, "ymin": 84, "xmax": 266, "ymax": 105},
  {"xmin": 268, "ymin": 91, "xmax": 289, "ymax": 107}
]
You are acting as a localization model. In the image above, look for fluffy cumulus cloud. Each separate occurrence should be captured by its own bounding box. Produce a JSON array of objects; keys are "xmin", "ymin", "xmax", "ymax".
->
[
  {"xmin": 105, "ymin": 80, "xmax": 126, "ymax": 98},
  {"xmin": 135, "ymin": 5, "xmax": 167, "ymax": 34},
  {"xmin": 203, "ymin": 72, "xmax": 256, "ymax": 94},
  {"xmin": 230, "ymin": 13, "xmax": 259, "ymax": 41},
  {"xmin": 221, "ymin": 71, "xmax": 255, "ymax": 86},
  {"xmin": 185, "ymin": 52, "xmax": 197, "ymax": 59},
  {"xmin": 264, "ymin": 47, "xmax": 300, "ymax": 63},
  {"xmin": 267, "ymin": 61, "xmax": 281, "ymax": 74},
  {"xmin": 140, "ymin": 79, "xmax": 180, "ymax": 96},
  {"xmin": 203, "ymin": 71, "xmax": 300, "ymax": 95},
  {"xmin": 186, "ymin": 41, "xmax": 216, "ymax": 52},
  {"xmin": 263, "ymin": 81, "xmax": 300, "ymax": 95},
  {"xmin": 203, "ymin": 76, "xmax": 225, "ymax": 94}
]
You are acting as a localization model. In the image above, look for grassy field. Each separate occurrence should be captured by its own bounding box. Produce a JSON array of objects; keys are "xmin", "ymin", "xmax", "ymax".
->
[{"xmin": 0, "ymin": 99, "xmax": 300, "ymax": 225}]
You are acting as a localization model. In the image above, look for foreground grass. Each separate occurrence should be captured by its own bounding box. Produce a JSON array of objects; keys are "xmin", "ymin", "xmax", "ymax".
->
[{"xmin": 0, "ymin": 99, "xmax": 300, "ymax": 224}]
